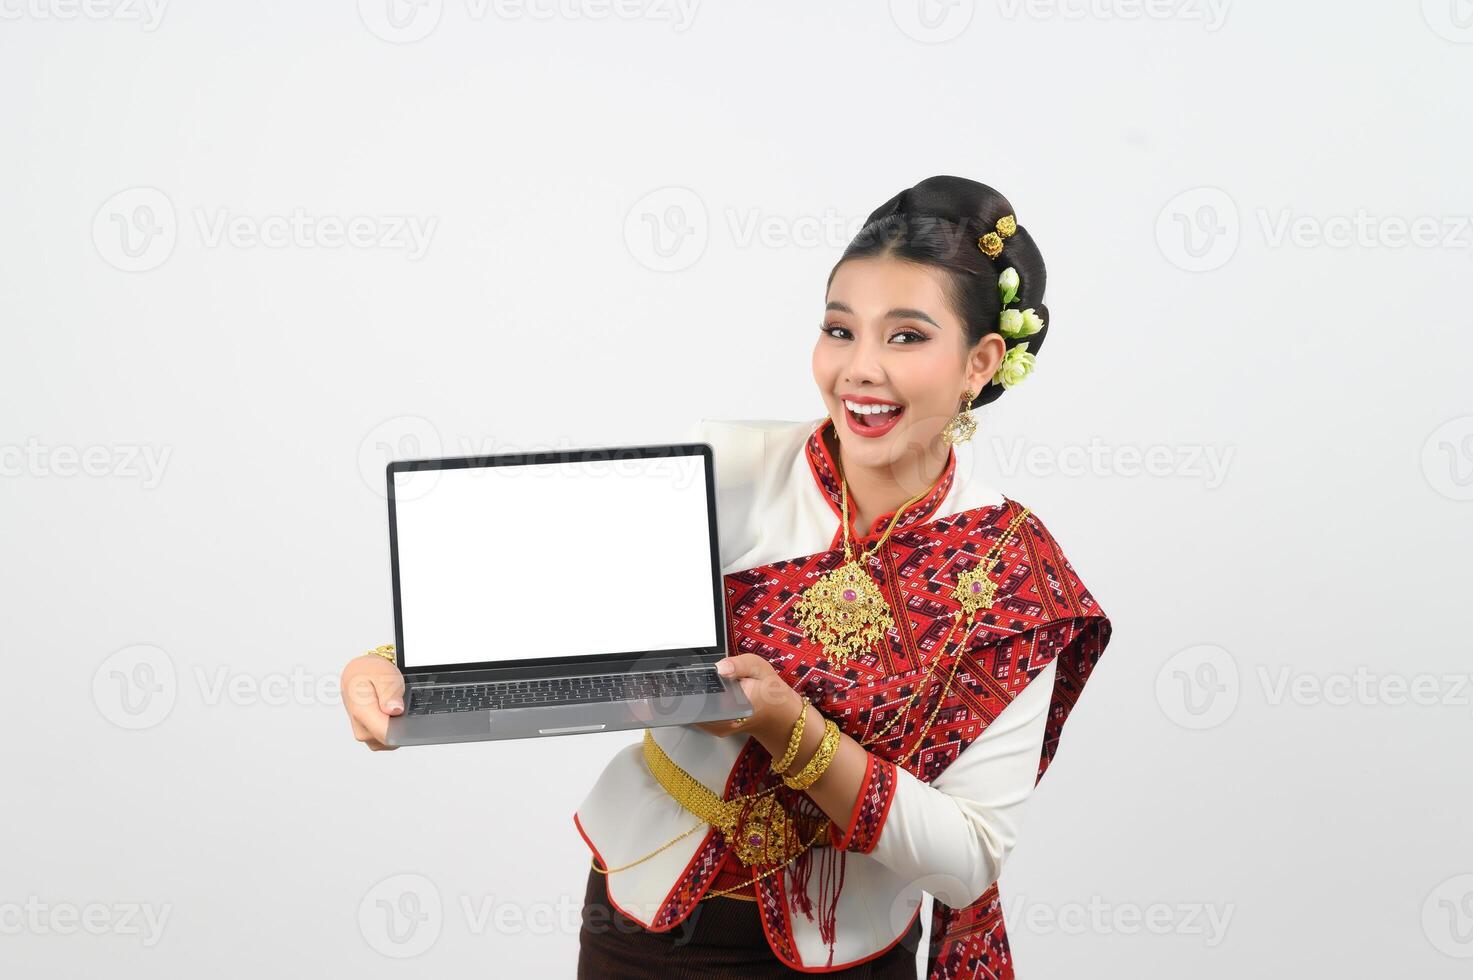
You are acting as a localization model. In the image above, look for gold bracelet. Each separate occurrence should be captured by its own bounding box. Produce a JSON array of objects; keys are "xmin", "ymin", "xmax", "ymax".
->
[
  {"xmin": 782, "ymin": 718, "xmax": 840, "ymax": 791},
  {"xmin": 770, "ymin": 697, "xmax": 810, "ymax": 775},
  {"xmin": 367, "ymin": 644, "xmax": 396, "ymax": 663}
]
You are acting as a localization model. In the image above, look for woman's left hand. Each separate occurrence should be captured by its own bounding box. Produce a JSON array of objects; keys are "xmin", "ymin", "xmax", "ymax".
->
[{"xmin": 690, "ymin": 653, "xmax": 802, "ymax": 742}]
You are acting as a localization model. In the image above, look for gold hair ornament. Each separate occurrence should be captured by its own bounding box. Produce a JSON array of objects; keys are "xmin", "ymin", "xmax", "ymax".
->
[
  {"xmin": 985, "ymin": 222, "xmax": 1043, "ymax": 389},
  {"xmin": 977, "ymin": 214, "xmax": 1017, "ymax": 259}
]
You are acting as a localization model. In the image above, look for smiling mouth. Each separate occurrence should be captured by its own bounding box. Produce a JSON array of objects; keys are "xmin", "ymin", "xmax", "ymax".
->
[{"xmin": 843, "ymin": 400, "xmax": 905, "ymax": 428}]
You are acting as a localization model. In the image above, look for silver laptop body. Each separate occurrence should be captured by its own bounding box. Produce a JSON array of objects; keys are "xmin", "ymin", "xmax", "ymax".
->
[{"xmin": 382, "ymin": 438, "xmax": 752, "ymax": 747}]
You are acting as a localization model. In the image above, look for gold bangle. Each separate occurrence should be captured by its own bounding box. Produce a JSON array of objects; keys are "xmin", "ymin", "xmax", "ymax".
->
[
  {"xmin": 367, "ymin": 644, "xmax": 396, "ymax": 663},
  {"xmin": 770, "ymin": 697, "xmax": 810, "ymax": 774},
  {"xmin": 782, "ymin": 718, "xmax": 840, "ymax": 791}
]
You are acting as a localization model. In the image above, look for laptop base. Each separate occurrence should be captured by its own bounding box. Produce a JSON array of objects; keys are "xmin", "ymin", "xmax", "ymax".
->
[{"xmin": 385, "ymin": 672, "xmax": 752, "ymax": 746}]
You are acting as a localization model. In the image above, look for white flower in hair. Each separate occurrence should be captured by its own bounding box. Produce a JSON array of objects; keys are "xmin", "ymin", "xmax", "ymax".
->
[
  {"xmin": 999, "ymin": 307, "xmax": 1042, "ymax": 339},
  {"xmin": 998, "ymin": 267, "xmax": 1019, "ymax": 306},
  {"xmin": 993, "ymin": 343, "xmax": 1036, "ymax": 388}
]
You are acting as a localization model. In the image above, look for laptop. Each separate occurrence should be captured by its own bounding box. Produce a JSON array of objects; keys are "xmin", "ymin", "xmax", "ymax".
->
[{"xmin": 382, "ymin": 437, "xmax": 753, "ymax": 747}]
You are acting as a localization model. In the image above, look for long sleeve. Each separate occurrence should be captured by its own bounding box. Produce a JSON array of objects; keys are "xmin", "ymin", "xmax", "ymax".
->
[{"xmin": 827, "ymin": 653, "xmax": 1057, "ymax": 909}]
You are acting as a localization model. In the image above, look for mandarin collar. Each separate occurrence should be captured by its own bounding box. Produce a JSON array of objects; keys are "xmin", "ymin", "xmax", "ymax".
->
[{"xmin": 803, "ymin": 415, "xmax": 957, "ymax": 548}]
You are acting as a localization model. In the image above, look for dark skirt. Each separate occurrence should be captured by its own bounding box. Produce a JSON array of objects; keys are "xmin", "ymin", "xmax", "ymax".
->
[{"xmin": 577, "ymin": 865, "xmax": 923, "ymax": 978}]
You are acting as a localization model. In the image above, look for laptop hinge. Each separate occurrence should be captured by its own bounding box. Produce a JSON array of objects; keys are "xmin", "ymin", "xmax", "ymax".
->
[{"xmin": 402, "ymin": 650, "xmax": 724, "ymax": 686}]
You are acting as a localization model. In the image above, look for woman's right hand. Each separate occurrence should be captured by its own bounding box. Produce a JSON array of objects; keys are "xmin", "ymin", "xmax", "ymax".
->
[{"xmin": 340, "ymin": 653, "xmax": 405, "ymax": 751}]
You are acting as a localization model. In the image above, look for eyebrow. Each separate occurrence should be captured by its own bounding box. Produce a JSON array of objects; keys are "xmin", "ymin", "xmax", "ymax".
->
[{"xmin": 825, "ymin": 301, "xmax": 940, "ymax": 328}]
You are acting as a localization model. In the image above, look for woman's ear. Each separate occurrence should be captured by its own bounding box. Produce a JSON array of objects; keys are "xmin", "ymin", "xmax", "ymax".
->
[{"xmin": 965, "ymin": 332, "xmax": 1007, "ymax": 396}]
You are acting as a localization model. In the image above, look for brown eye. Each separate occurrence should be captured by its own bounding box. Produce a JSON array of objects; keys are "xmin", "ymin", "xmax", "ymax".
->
[
  {"xmin": 821, "ymin": 324, "xmax": 851, "ymax": 339},
  {"xmin": 892, "ymin": 330, "xmax": 925, "ymax": 344}
]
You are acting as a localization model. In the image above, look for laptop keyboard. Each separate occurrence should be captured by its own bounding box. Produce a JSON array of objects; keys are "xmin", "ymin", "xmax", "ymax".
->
[{"xmin": 404, "ymin": 668, "xmax": 727, "ymax": 716}]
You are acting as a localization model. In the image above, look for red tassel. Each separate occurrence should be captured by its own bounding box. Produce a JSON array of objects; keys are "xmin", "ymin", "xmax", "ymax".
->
[
  {"xmin": 781, "ymin": 796, "xmax": 845, "ymax": 967},
  {"xmin": 730, "ymin": 795, "xmax": 751, "ymax": 846},
  {"xmin": 788, "ymin": 832, "xmax": 817, "ymax": 921},
  {"xmin": 815, "ymin": 838, "xmax": 846, "ymax": 966},
  {"xmin": 732, "ymin": 783, "xmax": 850, "ymax": 968}
]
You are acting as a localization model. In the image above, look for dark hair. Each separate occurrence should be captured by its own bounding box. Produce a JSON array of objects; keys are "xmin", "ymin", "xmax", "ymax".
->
[{"xmin": 826, "ymin": 175, "xmax": 1049, "ymax": 409}]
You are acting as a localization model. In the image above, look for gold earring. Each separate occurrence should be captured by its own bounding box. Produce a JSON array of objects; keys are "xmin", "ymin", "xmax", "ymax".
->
[{"xmin": 940, "ymin": 388, "xmax": 977, "ymax": 445}]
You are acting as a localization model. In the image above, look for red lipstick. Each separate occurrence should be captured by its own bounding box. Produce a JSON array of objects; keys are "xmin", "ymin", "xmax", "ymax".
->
[{"xmin": 839, "ymin": 395, "xmax": 905, "ymax": 439}]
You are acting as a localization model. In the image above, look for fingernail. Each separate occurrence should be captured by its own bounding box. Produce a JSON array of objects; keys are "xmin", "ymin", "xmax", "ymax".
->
[
  {"xmin": 387, "ymin": 700, "xmax": 404, "ymax": 714},
  {"xmin": 716, "ymin": 661, "xmax": 732, "ymax": 676}
]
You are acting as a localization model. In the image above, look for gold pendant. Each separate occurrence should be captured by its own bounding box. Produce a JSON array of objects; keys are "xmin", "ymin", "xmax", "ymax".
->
[
  {"xmin": 729, "ymin": 796, "xmax": 794, "ymax": 867},
  {"xmin": 793, "ymin": 554, "xmax": 893, "ymax": 669},
  {"xmin": 727, "ymin": 796, "xmax": 826, "ymax": 867},
  {"xmin": 953, "ymin": 558, "xmax": 999, "ymax": 617}
]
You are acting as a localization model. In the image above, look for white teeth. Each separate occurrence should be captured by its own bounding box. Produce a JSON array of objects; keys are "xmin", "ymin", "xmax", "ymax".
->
[{"xmin": 844, "ymin": 399, "xmax": 901, "ymax": 416}]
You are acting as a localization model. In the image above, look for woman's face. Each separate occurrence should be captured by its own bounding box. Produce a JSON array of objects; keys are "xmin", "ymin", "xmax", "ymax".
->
[{"xmin": 813, "ymin": 255, "xmax": 1004, "ymax": 477}]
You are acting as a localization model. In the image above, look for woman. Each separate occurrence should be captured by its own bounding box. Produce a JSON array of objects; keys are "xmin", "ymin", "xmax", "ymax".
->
[{"xmin": 341, "ymin": 176, "xmax": 1113, "ymax": 978}]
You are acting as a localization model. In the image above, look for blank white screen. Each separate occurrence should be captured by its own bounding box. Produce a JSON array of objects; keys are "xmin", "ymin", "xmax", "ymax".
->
[{"xmin": 392, "ymin": 452, "xmax": 718, "ymax": 669}]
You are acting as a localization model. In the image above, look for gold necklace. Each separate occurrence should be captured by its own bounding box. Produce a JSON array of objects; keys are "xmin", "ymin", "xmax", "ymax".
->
[
  {"xmin": 859, "ymin": 612, "xmax": 971, "ymax": 750},
  {"xmin": 792, "ymin": 475, "xmax": 932, "ymax": 670},
  {"xmin": 591, "ymin": 825, "xmax": 829, "ymax": 902},
  {"xmin": 857, "ymin": 504, "xmax": 1031, "ymax": 754},
  {"xmin": 592, "ymin": 500, "xmax": 1031, "ymax": 897},
  {"xmin": 697, "ymin": 505, "xmax": 1025, "ymax": 894}
]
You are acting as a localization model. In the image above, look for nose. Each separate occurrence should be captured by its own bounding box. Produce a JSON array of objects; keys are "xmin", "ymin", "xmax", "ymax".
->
[{"xmin": 842, "ymin": 332, "xmax": 887, "ymax": 386}]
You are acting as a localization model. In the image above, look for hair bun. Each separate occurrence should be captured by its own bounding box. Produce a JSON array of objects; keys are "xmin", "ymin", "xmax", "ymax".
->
[
  {"xmin": 839, "ymin": 175, "xmax": 1050, "ymax": 409},
  {"xmin": 865, "ymin": 174, "xmax": 1001, "ymax": 230}
]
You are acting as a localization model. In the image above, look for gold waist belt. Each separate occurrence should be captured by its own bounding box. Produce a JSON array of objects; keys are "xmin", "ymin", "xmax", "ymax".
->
[{"xmin": 642, "ymin": 728, "xmax": 827, "ymax": 867}]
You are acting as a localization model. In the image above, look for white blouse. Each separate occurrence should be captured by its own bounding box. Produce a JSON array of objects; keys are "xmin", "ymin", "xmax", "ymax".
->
[{"xmin": 574, "ymin": 417, "xmax": 1055, "ymax": 968}]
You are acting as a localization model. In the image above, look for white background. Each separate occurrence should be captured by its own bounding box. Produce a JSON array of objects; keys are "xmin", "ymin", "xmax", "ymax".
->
[{"xmin": 3, "ymin": 2, "xmax": 1472, "ymax": 977}]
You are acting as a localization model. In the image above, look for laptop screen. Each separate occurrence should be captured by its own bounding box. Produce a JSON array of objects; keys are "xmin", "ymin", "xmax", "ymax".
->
[{"xmin": 388, "ymin": 447, "xmax": 721, "ymax": 672}]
